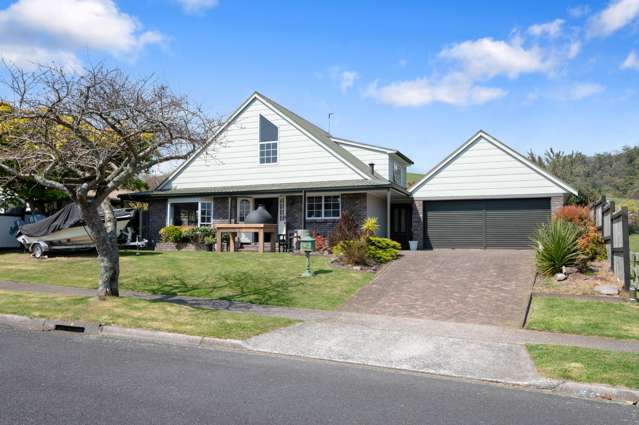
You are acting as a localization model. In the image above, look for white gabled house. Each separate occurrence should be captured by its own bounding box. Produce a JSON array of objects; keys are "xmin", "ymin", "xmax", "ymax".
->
[
  {"xmin": 124, "ymin": 93, "xmax": 576, "ymax": 250},
  {"xmin": 126, "ymin": 92, "xmax": 414, "ymax": 246}
]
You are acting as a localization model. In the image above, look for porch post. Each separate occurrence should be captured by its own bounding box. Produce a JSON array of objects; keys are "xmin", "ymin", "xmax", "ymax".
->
[
  {"xmin": 227, "ymin": 196, "xmax": 231, "ymax": 223},
  {"xmin": 302, "ymin": 190, "xmax": 306, "ymax": 230},
  {"xmin": 386, "ymin": 189, "xmax": 391, "ymax": 238}
]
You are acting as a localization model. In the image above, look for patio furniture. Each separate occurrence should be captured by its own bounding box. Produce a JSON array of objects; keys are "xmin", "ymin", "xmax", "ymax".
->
[
  {"xmin": 277, "ymin": 234, "xmax": 289, "ymax": 252},
  {"xmin": 214, "ymin": 223, "xmax": 277, "ymax": 254}
]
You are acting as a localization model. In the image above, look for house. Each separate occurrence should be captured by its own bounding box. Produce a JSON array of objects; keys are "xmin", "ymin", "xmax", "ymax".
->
[{"xmin": 123, "ymin": 92, "xmax": 576, "ymax": 250}]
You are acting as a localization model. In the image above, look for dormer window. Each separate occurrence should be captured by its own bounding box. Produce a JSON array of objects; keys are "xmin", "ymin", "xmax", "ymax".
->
[{"xmin": 259, "ymin": 115, "xmax": 278, "ymax": 164}]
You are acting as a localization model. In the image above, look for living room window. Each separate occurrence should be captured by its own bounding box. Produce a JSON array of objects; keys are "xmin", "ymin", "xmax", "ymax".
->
[
  {"xmin": 306, "ymin": 195, "xmax": 341, "ymax": 220},
  {"xmin": 259, "ymin": 115, "xmax": 278, "ymax": 164}
]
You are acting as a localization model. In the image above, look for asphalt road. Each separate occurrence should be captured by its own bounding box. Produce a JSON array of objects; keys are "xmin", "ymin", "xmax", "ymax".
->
[{"xmin": 0, "ymin": 325, "xmax": 636, "ymax": 425}]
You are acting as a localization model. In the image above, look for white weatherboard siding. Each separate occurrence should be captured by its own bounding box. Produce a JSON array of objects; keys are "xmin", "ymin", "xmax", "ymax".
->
[
  {"xmin": 166, "ymin": 99, "xmax": 361, "ymax": 189},
  {"xmin": 366, "ymin": 193, "xmax": 387, "ymax": 237},
  {"xmin": 412, "ymin": 137, "xmax": 567, "ymax": 200},
  {"xmin": 337, "ymin": 143, "xmax": 390, "ymax": 180}
]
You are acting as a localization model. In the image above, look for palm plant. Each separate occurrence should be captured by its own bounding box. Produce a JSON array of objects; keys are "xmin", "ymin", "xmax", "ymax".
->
[{"xmin": 531, "ymin": 219, "xmax": 581, "ymax": 275}]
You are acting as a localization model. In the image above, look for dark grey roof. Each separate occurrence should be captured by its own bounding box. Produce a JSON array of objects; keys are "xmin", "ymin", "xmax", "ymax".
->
[{"xmin": 121, "ymin": 179, "xmax": 410, "ymax": 200}]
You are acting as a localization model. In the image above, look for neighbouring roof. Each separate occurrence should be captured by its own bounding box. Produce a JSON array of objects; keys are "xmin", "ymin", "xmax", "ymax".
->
[
  {"xmin": 120, "ymin": 179, "xmax": 410, "ymax": 201},
  {"xmin": 409, "ymin": 130, "xmax": 578, "ymax": 196}
]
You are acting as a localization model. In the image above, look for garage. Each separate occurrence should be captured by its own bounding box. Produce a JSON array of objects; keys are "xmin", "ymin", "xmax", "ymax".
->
[
  {"xmin": 423, "ymin": 198, "xmax": 550, "ymax": 249},
  {"xmin": 409, "ymin": 131, "xmax": 578, "ymax": 250}
]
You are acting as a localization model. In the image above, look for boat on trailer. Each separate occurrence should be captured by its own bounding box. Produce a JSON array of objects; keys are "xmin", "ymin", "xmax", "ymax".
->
[{"xmin": 16, "ymin": 203, "xmax": 134, "ymax": 258}]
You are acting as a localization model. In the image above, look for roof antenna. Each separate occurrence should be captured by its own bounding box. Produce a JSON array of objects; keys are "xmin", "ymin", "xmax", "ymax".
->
[{"xmin": 328, "ymin": 112, "xmax": 334, "ymax": 134}]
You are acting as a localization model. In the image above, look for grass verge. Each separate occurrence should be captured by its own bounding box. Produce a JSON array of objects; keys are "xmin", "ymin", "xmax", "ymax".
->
[
  {"xmin": 0, "ymin": 251, "xmax": 373, "ymax": 310},
  {"xmin": 527, "ymin": 344, "xmax": 639, "ymax": 390},
  {"xmin": 0, "ymin": 290, "xmax": 296, "ymax": 340},
  {"xmin": 527, "ymin": 296, "xmax": 639, "ymax": 340}
]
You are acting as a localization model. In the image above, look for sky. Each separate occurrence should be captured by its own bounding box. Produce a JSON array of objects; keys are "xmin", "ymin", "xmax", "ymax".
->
[{"xmin": 1, "ymin": 0, "xmax": 639, "ymax": 172}]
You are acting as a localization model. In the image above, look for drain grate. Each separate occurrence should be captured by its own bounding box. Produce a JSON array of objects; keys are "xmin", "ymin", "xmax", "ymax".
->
[{"xmin": 53, "ymin": 324, "xmax": 85, "ymax": 333}]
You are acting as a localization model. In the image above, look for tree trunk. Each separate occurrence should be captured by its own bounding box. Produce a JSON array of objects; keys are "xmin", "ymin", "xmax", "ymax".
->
[{"xmin": 80, "ymin": 200, "xmax": 120, "ymax": 298}]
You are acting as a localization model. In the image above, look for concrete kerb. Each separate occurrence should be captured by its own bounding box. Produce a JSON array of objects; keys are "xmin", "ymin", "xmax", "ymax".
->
[{"xmin": 1, "ymin": 313, "xmax": 638, "ymax": 405}]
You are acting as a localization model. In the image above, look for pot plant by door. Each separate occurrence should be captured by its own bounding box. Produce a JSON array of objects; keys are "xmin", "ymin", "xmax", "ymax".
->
[{"xmin": 408, "ymin": 240, "xmax": 418, "ymax": 251}]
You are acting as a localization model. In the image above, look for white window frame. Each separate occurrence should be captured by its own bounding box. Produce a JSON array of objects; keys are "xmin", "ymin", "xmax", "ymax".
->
[
  {"xmin": 198, "ymin": 201, "xmax": 212, "ymax": 226},
  {"xmin": 305, "ymin": 194, "xmax": 341, "ymax": 220},
  {"xmin": 166, "ymin": 198, "xmax": 213, "ymax": 227},
  {"xmin": 258, "ymin": 115, "xmax": 278, "ymax": 165}
]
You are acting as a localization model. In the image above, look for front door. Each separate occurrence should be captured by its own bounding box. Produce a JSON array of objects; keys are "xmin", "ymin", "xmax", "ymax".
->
[
  {"xmin": 390, "ymin": 204, "xmax": 412, "ymax": 249},
  {"xmin": 237, "ymin": 198, "xmax": 253, "ymax": 243}
]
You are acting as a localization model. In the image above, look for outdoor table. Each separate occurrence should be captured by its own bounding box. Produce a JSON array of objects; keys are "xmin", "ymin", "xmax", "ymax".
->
[{"xmin": 214, "ymin": 223, "xmax": 277, "ymax": 254}]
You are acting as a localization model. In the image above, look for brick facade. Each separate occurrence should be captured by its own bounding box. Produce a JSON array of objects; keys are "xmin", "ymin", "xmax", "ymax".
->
[
  {"xmin": 212, "ymin": 196, "xmax": 231, "ymax": 224},
  {"xmin": 411, "ymin": 200, "xmax": 424, "ymax": 249},
  {"xmin": 147, "ymin": 199, "xmax": 167, "ymax": 248},
  {"xmin": 306, "ymin": 193, "xmax": 367, "ymax": 239},
  {"xmin": 551, "ymin": 194, "xmax": 565, "ymax": 214},
  {"xmin": 285, "ymin": 195, "xmax": 303, "ymax": 232}
]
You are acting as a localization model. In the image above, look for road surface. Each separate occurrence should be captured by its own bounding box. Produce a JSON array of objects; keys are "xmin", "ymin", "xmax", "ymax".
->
[{"xmin": 0, "ymin": 325, "xmax": 636, "ymax": 424}]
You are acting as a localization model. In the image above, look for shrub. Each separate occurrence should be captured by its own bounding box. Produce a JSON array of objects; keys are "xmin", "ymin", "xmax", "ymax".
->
[
  {"xmin": 577, "ymin": 223, "xmax": 606, "ymax": 260},
  {"xmin": 531, "ymin": 219, "xmax": 581, "ymax": 275},
  {"xmin": 553, "ymin": 205, "xmax": 590, "ymax": 226},
  {"xmin": 159, "ymin": 225, "xmax": 183, "ymax": 243},
  {"xmin": 338, "ymin": 239, "xmax": 370, "ymax": 265},
  {"xmin": 312, "ymin": 232, "xmax": 328, "ymax": 252},
  {"xmin": 361, "ymin": 217, "xmax": 379, "ymax": 238},
  {"xmin": 367, "ymin": 237, "xmax": 401, "ymax": 263},
  {"xmin": 329, "ymin": 211, "xmax": 360, "ymax": 246},
  {"xmin": 183, "ymin": 226, "xmax": 215, "ymax": 244}
]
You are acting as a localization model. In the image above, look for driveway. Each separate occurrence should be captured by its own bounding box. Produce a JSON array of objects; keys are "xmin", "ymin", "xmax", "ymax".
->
[{"xmin": 340, "ymin": 250, "xmax": 535, "ymax": 327}]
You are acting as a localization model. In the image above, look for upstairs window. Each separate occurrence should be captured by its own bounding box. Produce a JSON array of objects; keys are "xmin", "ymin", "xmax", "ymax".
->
[
  {"xmin": 259, "ymin": 115, "xmax": 278, "ymax": 164},
  {"xmin": 392, "ymin": 159, "xmax": 406, "ymax": 186}
]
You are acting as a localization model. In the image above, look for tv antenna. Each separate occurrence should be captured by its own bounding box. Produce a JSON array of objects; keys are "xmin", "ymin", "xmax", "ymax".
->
[{"xmin": 328, "ymin": 113, "xmax": 334, "ymax": 134}]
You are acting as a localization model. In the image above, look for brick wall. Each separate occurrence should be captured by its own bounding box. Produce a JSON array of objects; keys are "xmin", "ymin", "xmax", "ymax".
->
[
  {"xmin": 551, "ymin": 194, "xmax": 565, "ymax": 214},
  {"xmin": 213, "ymin": 196, "xmax": 231, "ymax": 224},
  {"xmin": 411, "ymin": 200, "xmax": 424, "ymax": 249},
  {"xmin": 286, "ymin": 195, "xmax": 303, "ymax": 232},
  {"xmin": 147, "ymin": 199, "xmax": 167, "ymax": 248},
  {"xmin": 306, "ymin": 193, "xmax": 367, "ymax": 239}
]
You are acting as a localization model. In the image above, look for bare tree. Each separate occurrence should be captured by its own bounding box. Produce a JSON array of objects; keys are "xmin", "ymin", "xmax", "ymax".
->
[{"xmin": 0, "ymin": 64, "xmax": 218, "ymax": 297}]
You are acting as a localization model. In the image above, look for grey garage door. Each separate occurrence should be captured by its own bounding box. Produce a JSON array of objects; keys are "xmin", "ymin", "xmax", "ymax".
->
[{"xmin": 424, "ymin": 198, "xmax": 550, "ymax": 249}]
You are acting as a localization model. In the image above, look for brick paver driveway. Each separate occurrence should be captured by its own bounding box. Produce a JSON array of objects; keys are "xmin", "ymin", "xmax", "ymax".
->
[{"xmin": 340, "ymin": 250, "xmax": 535, "ymax": 327}]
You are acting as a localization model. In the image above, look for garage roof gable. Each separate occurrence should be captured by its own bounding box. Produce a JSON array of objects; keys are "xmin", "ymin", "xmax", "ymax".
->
[{"xmin": 410, "ymin": 130, "xmax": 578, "ymax": 199}]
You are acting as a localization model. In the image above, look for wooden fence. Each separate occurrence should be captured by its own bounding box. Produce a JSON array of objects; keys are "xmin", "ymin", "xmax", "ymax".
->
[{"xmin": 590, "ymin": 197, "xmax": 631, "ymax": 291}]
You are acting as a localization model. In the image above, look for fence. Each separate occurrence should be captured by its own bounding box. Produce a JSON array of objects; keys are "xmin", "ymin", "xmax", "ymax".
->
[{"xmin": 590, "ymin": 197, "xmax": 631, "ymax": 291}]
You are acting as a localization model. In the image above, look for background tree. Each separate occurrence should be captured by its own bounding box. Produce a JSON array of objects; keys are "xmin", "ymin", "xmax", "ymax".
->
[{"xmin": 0, "ymin": 64, "xmax": 218, "ymax": 297}]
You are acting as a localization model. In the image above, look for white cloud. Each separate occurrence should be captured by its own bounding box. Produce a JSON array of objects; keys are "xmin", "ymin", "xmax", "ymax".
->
[
  {"xmin": 568, "ymin": 5, "xmax": 590, "ymax": 18},
  {"xmin": 528, "ymin": 19, "xmax": 565, "ymax": 37},
  {"xmin": 621, "ymin": 51, "xmax": 639, "ymax": 69},
  {"xmin": 365, "ymin": 73, "xmax": 506, "ymax": 107},
  {"xmin": 438, "ymin": 37, "xmax": 553, "ymax": 80},
  {"xmin": 566, "ymin": 82, "xmax": 606, "ymax": 100},
  {"xmin": 177, "ymin": 0, "xmax": 219, "ymax": 14},
  {"xmin": 329, "ymin": 66, "xmax": 359, "ymax": 92},
  {"xmin": 0, "ymin": 0, "xmax": 163, "ymax": 70},
  {"xmin": 587, "ymin": 0, "xmax": 639, "ymax": 37},
  {"xmin": 566, "ymin": 40, "xmax": 582, "ymax": 59}
]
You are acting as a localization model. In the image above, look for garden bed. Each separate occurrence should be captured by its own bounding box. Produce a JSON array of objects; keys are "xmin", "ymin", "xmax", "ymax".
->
[{"xmin": 533, "ymin": 260, "xmax": 624, "ymax": 298}]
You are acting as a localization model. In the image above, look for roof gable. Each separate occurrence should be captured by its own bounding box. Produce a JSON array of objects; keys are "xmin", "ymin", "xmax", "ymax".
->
[
  {"xmin": 159, "ymin": 92, "xmax": 379, "ymax": 190},
  {"xmin": 410, "ymin": 130, "xmax": 577, "ymax": 198}
]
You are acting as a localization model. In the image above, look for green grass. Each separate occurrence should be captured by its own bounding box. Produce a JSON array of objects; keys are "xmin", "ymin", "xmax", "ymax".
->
[
  {"xmin": 527, "ymin": 297, "xmax": 639, "ymax": 340},
  {"xmin": 630, "ymin": 233, "xmax": 638, "ymax": 252},
  {"xmin": 0, "ymin": 251, "xmax": 373, "ymax": 310},
  {"xmin": 0, "ymin": 290, "xmax": 295, "ymax": 339},
  {"xmin": 527, "ymin": 344, "xmax": 639, "ymax": 389},
  {"xmin": 406, "ymin": 172, "xmax": 425, "ymax": 188}
]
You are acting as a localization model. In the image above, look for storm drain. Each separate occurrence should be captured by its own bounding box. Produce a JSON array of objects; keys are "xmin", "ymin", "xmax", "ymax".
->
[{"xmin": 53, "ymin": 324, "xmax": 85, "ymax": 333}]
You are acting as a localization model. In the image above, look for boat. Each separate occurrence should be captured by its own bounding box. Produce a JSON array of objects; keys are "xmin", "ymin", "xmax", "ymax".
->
[{"xmin": 16, "ymin": 203, "xmax": 134, "ymax": 257}]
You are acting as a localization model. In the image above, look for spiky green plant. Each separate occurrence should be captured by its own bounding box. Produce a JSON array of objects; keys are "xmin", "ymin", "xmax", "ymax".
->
[
  {"xmin": 531, "ymin": 219, "xmax": 581, "ymax": 275},
  {"xmin": 361, "ymin": 217, "xmax": 379, "ymax": 238}
]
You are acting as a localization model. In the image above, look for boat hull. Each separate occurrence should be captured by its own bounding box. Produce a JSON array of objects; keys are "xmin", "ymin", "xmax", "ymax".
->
[{"xmin": 17, "ymin": 218, "xmax": 131, "ymax": 247}]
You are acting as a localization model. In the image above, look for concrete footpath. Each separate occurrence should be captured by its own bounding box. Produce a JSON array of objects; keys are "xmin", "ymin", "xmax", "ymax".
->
[{"xmin": 2, "ymin": 280, "xmax": 639, "ymax": 402}]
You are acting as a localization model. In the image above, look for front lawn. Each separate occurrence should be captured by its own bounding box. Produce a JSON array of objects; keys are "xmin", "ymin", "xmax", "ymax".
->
[
  {"xmin": 527, "ymin": 297, "xmax": 639, "ymax": 340},
  {"xmin": 527, "ymin": 344, "xmax": 639, "ymax": 390},
  {"xmin": 0, "ymin": 251, "xmax": 373, "ymax": 310},
  {"xmin": 0, "ymin": 290, "xmax": 295, "ymax": 339}
]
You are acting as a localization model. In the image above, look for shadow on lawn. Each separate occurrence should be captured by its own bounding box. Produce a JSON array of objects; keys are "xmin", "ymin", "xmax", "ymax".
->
[{"xmin": 140, "ymin": 271, "xmax": 311, "ymax": 306}]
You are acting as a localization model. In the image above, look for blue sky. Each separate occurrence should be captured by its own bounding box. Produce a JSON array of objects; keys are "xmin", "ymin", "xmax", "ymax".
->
[{"xmin": 1, "ymin": 0, "xmax": 639, "ymax": 172}]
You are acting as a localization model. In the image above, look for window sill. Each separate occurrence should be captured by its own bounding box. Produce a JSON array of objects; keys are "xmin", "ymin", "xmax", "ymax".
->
[{"xmin": 305, "ymin": 217, "xmax": 340, "ymax": 221}]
